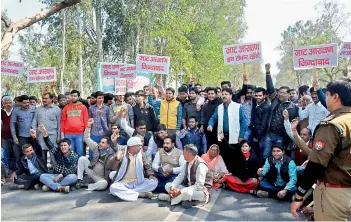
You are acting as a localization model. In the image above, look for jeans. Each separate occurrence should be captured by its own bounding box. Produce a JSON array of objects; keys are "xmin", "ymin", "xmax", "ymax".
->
[
  {"xmin": 40, "ymin": 173, "xmax": 78, "ymax": 191},
  {"xmin": 89, "ymin": 135, "xmax": 103, "ymax": 160},
  {"xmin": 154, "ymin": 172, "xmax": 178, "ymax": 193},
  {"xmin": 259, "ymin": 180, "xmax": 296, "ymax": 201},
  {"xmin": 1, "ymin": 138, "xmax": 17, "ymax": 170},
  {"xmin": 263, "ymin": 133, "xmax": 283, "ymax": 160},
  {"xmin": 65, "ymin": 134, "xmax": 84, "ymax": 156},
  {"xmin": 243, "ymin": 128, "xmax": 252, "ymax": 141}
]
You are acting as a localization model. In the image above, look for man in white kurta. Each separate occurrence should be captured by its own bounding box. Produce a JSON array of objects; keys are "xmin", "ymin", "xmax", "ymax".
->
[
  {"xmin": 108, "ymin": 137, "xmax": 158, "ymax": 201},
  {"xmin": 158, "ymin": 144, "xmax": 213, "ymax": 208}
]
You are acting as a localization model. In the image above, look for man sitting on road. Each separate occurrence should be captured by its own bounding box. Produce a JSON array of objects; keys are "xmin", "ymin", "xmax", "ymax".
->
[
  {"xmin": 76, "ymin": 118, "xmax": 116, "ymax": 191},
  {"xmin": 254, "ymin": 144, "xmax": 297, "ymax": 201},
  {"xmin": 8, "ymin": 130, "xmax": 48, "ymax": 190},
  {"xmin": 39, "ymin": 124, "xmax": 79, "ymax": 193},
  {"xmin": 158, "ymin": 144, "xmax": 212, "ymax": 209},
  {"xmin": 108, "ymin": 137, "xmax": 158, "ymax": 201},
  {"xmin": 152, "ymin": 136, "xmax": 185, "ymax": 193}
]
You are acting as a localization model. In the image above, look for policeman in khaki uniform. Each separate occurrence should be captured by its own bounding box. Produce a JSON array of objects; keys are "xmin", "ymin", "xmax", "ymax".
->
[{"xmin": 291, "ymin": 77, "xmax": 351, "ymax": 221}]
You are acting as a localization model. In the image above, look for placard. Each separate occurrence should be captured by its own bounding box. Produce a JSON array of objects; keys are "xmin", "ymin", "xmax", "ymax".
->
[
  {"xmin": 103, "ymin": 78, "xmax": 115, "ymax": 94},
  {"xmin": 136, "ymin": 54, "xmax": 170, "ymax": 74},
  {"xmin": 1, "ymin": 60, "xmax": 24, "ymax": 77},
  {"xmin": 293, "ymin": 43, "xmax": 338, "ymax": 70},
  {"xmin": 223, "ymin": 42, "xmax": 262, "ymax": 65},
  {"xmin": 120, "ymin": 64, "xmax": 137, "ymax": 79},
  {"xmin": 27, "ymin": 67, "xmax": 56, "ymax": 83},
  {"xmin": 115, "ymin": 78, "xmax": 127, "ymax": 95},
  {"xmin": 101, "ymin": 63, "xmax": 124, "ymax": 78},
  {"xmin": 339, "ymin": 42, "xmax": 351, "ymax": 59}
]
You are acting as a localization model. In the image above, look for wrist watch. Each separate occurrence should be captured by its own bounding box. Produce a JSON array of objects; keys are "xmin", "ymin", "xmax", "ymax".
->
[{"xmin": 292, "ymin": 195, "xmax": 303, "ymax": 202}]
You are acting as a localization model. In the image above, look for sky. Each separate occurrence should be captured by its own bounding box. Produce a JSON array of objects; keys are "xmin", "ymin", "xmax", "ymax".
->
[
  {"xmin": 2, "ymin": 0, "xmax": 351, "ymax": 74},
  {"xmin": 243, "ymin": 0, "xmax": 351, "ymax": 74}
]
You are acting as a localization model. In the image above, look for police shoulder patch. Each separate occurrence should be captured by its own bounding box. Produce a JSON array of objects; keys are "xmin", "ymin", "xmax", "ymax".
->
[{"xmin": 314, "ymin": 140, "xmax": 325, "ymax": 151}]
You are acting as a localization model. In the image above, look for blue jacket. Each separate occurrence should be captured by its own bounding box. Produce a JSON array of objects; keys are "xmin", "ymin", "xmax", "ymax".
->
[{"xmin": 180, "ymin": 127, "xmax": 207, "ymax": 155}]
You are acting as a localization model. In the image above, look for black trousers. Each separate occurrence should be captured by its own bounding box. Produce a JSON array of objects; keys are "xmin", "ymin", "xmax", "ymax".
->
[
  {"xmin": 14, "ymin": 173, "xmax": 41, "ymax": 190},
  {"xmin": 219, "ymin": 134, "xmax": 237, "ymax": 174}
]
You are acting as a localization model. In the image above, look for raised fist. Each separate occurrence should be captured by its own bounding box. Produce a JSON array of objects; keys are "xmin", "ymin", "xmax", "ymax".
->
[
  {"xmin": 87, "ymin": 118, "xmax": 94, "ymax": 127},
  {"xmin": 265, "ymin": 63, "xmax": 271, "ymax": 72}
]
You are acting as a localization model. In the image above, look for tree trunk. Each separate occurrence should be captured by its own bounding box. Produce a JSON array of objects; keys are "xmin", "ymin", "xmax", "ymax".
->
[
  {"xmin": 60, "ymin": 11, "xmax": 66, "ymax": 94},
  {"xmin": 1, "ymin": 0, "xmax": 81, "ymax": 56},
  {"xmin": 95, "ymin": 0, "xmax": 103, "ymax": 62},
  {"xmin": 78, "ymin": 9, "xmax": 84, "ymax": 97}
]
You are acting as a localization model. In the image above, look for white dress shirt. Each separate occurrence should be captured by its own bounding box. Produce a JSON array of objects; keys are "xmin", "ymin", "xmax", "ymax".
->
[{"xmin": 299, "ymin": 102, "xmax": 329, "ymax": 134}]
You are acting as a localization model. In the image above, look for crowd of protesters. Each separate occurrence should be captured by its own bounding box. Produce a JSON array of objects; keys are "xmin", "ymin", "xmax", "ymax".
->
[{"xmin": 1, "ymin": 63, "xmax": 350, "ymax": 218}]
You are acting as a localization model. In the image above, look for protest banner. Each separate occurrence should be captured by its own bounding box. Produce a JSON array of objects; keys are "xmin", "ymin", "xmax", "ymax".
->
[
  {"xmin": 293, "ymin": 43, "xmax": 338, "ymax": 70},
  {"xmin": 339, "ymin": 42, "xmax": 351, "ymax": 59},
  {"xmin": 103, "ymin": 78, "xmax": 115, "ymax": 94},
  {"xmin": 136, "ymin": 54, "xmax": 170, "ymax": 74},
  {"xmin": 223, "ymin": 42, "xmax": 262, "ymax": 65},
  {"xmin": 1, "ymin": 60, "xmax": 24, "ymax": 77},
  {"xmin": 115, "ymin": 78, "xmax": 127, "ymax": 95},
  {"xmin": 101, "ymin": 63, "xmax": 125, "ymax": 78},
  {"xmin": 27, "ymin": 67, "xmax": 56, "ymax": 83},
  {"xmin": 120, "ymin": 64, "xmax": 137, "ymax": 79}
]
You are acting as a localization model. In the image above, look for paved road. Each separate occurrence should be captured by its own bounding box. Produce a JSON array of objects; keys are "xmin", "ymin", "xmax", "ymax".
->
[{"xmin": 1, "ymin": 183, "xmax": 303, "ymax": 221}]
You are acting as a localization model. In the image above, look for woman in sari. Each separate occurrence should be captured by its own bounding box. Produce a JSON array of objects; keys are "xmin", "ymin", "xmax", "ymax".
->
[
  {"xmin": 226, "ymin": 140, "xmax": 261, "ymax": 193},
  {"xmin": 201, "ymin": 144, "xmax": 230, "ymax": 189}
]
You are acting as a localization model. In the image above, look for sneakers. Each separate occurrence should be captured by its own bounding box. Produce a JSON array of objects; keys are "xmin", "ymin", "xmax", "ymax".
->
[
  {"xmin": 58, "ymin": 186, "xmax": 70, "ymax": 194},
  {"xmin": 256, "ymin": 190, "xmax": 269, "ymax": 198},
  {"xmin": 158, "ymin": 193, "xmax": 171, "ymax": 202},
  {"xmin": 9, "ymin": 183, "xmax": 22, "ymax": 190},
  {"xmin": 76, "ymin": 180, "xmax": 88, "ymax": 189},
  {"xmin": 76, "ymin": 180, "xmax": 84, "ymax": 189},
  {"xmin": 34, "ymin": 184, "xmax": 40, "ymax": 190},
  {"xmin": 138, "ymin": 192, "xmax": 153, "ymax": 199},
  {"xmin": 42, "ymin": 185, "xmax": 51, "ymax": 192},
  {"xmin": 181, "ymin": 201, "xmax": 196, "ymax": 209}
]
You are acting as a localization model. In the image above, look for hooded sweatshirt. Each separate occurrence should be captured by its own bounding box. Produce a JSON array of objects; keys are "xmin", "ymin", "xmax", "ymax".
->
[{"xmin": 61, "ymin": 102, "xmax": 88, "ymax": 135}]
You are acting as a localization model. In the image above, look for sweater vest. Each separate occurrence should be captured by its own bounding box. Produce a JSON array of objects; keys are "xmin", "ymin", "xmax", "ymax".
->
[
  {"xmin": 160, "ymin": 98, "xmax": 179, "ymax": 129},
  {"xmin": 159, "ymin": 148, "xmax": 182, "ymax": 168}
]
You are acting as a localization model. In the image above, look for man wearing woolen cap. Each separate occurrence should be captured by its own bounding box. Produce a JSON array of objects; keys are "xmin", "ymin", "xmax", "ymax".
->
[{"xmin": 108, "ymin": 136, "xmax": 158, "ymax": 201}]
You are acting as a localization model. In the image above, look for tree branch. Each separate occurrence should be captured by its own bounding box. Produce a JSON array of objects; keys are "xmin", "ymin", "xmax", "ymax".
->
[
  {"xmin": 1, "ymin": 15, "xmax": 11, "ymax": 28},
  {"xmin": 1, "ymin": 0, "xmax": 81, "ymax": 56},
  {"xmin": 15, "ymin": 0, "xmax": 81, "ymax": 30}
]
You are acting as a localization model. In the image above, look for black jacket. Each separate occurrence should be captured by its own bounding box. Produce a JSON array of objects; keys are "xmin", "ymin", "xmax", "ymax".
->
[
  {"xmin": 251, "ymin": 100, "xmax": 270, "ymax": 140},
  {"xmin": 266, "ymin": 72, "xmax": 299, "ymax": 132},
  {"xmin": 232, "ymin": 148, "xmax": 261, "ymax": 181},
  {"xmin": 200, "ymin": 97, "xmax": 222, "ymax": 126},
  {"xmin": 16, "ymin": 139, "xmax": 47, "ymax": 176},
  {"xmin": 132, "ymin": 102, "xmax": 157, "ymax": 131}
]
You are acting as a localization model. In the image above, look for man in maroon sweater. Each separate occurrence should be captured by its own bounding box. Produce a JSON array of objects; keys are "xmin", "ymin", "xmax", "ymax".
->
[{"xmin": 1, "ymin": 96, "xmax": 16, "ymax": 170}]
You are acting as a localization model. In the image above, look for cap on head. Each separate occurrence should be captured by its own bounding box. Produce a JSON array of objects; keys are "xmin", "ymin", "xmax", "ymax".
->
[
  {"xmin": 127, "ymin": 137, "xmax": 143, "ymax": 147},
  {"xmin": 272, "ymin": 143, "xmax": 284, "ymax": 151}
]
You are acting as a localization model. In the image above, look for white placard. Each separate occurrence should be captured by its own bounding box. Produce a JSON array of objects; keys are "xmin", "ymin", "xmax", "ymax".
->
[
  {"xmin": 27, "ymin": 67, "xmax": 56, "ymax": 83},
  {"xmin": 223, "ymin": 42, "xmax": 262, "ymax": 65},
  {"xmin": 293, "ymin": 43, "xmax": 338, "ymax": 70},
  {"xmin": 136, "ymin": 54, "xmax": 170, "ymax": 74}
]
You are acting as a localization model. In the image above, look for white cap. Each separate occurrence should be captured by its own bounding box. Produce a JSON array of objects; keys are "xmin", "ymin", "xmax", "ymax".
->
[{"xmin": 127, "ymin": 137, "xmax": 143, "ymax": 147}]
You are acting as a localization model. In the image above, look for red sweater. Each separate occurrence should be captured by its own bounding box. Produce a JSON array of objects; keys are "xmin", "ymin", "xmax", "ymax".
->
[
  {"xmin": 294, "ymin": 141, "xmax": 313, "ymax": 166},
  {"xmin": 1, "ymin": 109, "xmax": 12, "ymax": 139},
  {"xmin": 61, "ymin": 102, "xmax": 88, "ymax": 135}
]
